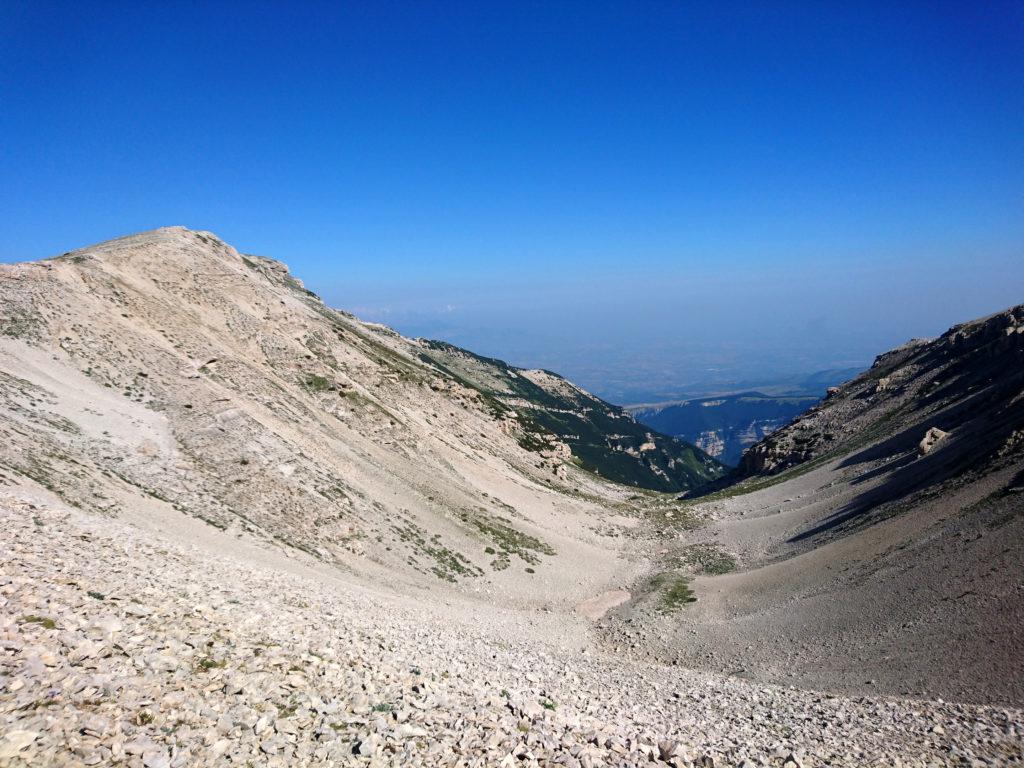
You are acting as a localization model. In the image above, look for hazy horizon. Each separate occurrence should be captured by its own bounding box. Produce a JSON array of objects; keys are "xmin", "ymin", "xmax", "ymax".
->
[{"xmin": 3, "ymin": 3, "xmax": 1021, "ymax": 402}]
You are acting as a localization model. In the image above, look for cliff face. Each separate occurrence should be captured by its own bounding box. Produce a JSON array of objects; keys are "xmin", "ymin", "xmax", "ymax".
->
[{"xmin": 738, "ymin": 306, "xmax": 1024, "ymax": 480}]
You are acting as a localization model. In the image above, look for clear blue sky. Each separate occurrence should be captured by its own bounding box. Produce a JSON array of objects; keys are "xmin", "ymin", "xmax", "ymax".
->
[{"xmin": 2, "ymin": 2, "xmax": 1022, "ymax": 401}]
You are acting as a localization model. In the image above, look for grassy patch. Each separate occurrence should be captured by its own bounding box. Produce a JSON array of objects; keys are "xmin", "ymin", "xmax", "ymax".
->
[
  {"xmin": 645, "ymin": 503, "xmax": 704, "ymax": 534},
  {"xmin": 648, "ymin": 573, "xmax": 698, "ymax": 613},
  {"xmin": 392, "ymin": 518, "xmax": 484, "ymax": 582},
  {"xmin": 20, "ymin": 615, "xmax": 56, "ymax": 629},
  {"xmin": 457, "ymin": 508, "xmax": 555, "ymax": 570},
  {"xmin": 672, "ymin": 543, "xmax": 737, "ymax": 575},
  {"xmin": 304, "ymin": 374, "xmax": 332, "ymax": 392}
]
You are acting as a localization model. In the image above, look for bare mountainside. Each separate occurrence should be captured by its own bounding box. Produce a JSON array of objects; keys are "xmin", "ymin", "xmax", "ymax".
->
[
  {"xmin": 604, "ymin": 307, "xmax": 1023, "ymax": 705},
  {"xmin": 0, "ymin": 226, "xmax": 720, "ymax": 592},
  {"xmin": 738, "ymin": 306, "xmax": 1024, "ymax": 481},
  {"xmin": 0, "ymin": 228, "xmax": 1022, "ymax": 767}
]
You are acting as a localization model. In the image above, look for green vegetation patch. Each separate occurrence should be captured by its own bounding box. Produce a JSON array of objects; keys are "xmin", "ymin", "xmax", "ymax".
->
[
  {"xmin": 644, "ymin": 502, "xmax": 704, "ymax": 534},
  {"xmin": 393, "ymin": 518, "xmax": 484, "ymax": 582},
  {"xmin": 20, "ymin": 615, "xmax": 56, "ymax": 629},
  {"xmin": 457, "ymin": 508, "xmax": 555, "ymax": 570},
  {"xmin": 304, "ymin": 374, "xmax": 333, "ymax": 392},
  {"xmin": 671, "ymin": 543, "xmax": 737, "ymax": 575},
  {"xmin": 648, "ymin": 573, "xmax": 698, "ymax": 613},
  {"xmin": 0, "ymin": 310, "xmax": 43, "ymax": 340}
]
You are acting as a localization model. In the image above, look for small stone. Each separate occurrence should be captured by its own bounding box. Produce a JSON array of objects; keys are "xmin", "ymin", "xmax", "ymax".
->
[
  {"xmin": 658, "ymin": 740, "xmax": 681, "ymax": 760},
  {"xmin": 0, "ymin": 731, "xmax": 38, "ymax": 759},
  {"xmin": 142, "ymin": 751, "xmax": 170, "ymax": 768},
  {"xmin": 216, "ymin": 714, "xmax": 233, "ymax": 734},
  {"xmin": 355, "ymin": 735, "xmax": 379, "ymax": 756}
]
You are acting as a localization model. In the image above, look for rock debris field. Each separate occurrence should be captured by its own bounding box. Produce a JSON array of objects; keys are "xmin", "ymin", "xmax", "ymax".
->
[{"xmin": 2, "ymin": 494, "xmax": 1021, "ymax": 768}]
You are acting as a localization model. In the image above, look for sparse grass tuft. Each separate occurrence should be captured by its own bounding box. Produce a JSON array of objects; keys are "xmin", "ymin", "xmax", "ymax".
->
[
  {"xmin": 648, "ymin": 573, "xmax": 698, "ymax": 613},
  {"xmin": 304, "ymin": 374, "xmax": 332, "ymax": 392},
  {"xmin": 20, "ymin": 615, "xmax": 56, "ymax": 629},
  {"xmin": 646, "ymin": 504, "xmax": 703, "ymax": 534},
  {"xmin": 671, "ymin": 543, "xmax": 737, "ymax": 575},
  {"xmin": 457, "ymin": 508, "xmax": 555, "ymax": 570}
]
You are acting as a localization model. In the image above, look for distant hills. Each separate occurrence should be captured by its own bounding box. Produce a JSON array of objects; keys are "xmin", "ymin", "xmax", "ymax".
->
[
  {"xmin": 629, "ymin": 392, "xmax": 823, "ymax": 466},
  {"xmin": 627, "ymin": 368, "xmax": 863, "ymax": 466}
]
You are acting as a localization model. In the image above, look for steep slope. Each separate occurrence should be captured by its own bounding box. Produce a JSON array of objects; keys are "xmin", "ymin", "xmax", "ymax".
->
[
  {"xmin": 417, "ymin": 342, "xmax": 724, "ymax": 491},
  {"xmin": 739, "ymin": 307, "xmax": 1024, "ymax": 480},
  {"xmin": 630, "ymin": 392, "xmax": 820, "ymax": 466},
  {"xmin": 0, "ymin": 227, "xmax": 720, "ymax": 602}
]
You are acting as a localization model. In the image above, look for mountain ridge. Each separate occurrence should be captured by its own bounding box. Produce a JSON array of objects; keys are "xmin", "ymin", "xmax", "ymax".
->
[{"xmin": 0, "ymin": 226, "xmax": 720, "ymax": 589}]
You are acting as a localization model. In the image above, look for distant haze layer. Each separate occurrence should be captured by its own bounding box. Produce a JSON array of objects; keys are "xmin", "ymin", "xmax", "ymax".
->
[{"xmin": 323, "ymin": 252, "xmax": 1023, "ymax": 403}]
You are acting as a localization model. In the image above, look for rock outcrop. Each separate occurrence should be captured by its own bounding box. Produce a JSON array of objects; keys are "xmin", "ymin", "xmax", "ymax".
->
[
  {"xmin": 738, "ymin": 306, "xmax": 1024, "ymax": 477},
  {"xmin": 918, "ymin": 426, "xmax": 949, "ymax": 456}
]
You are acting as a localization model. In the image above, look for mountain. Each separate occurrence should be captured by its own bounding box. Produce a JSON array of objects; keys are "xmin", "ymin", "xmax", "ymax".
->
[
  {"xmin": 0, "ymin": 227, "xmax": 721, "ymax": 583},
  {"xmin": 1, "ymin": 229, "xmax": 1021, "ymax": 766},
  {"xmin": 612, "ymin": 306, "xmax": 1022, "ymax": 706},
  {"xmin": 608, "ymin": 366, "xmax": 864, "ymax": 405},
  {"xmin": 739, "ymin": 307, "xmax": 1024, "ymax": 480},
  {"xmin": 417, "ymin": 341, "xmax": 723, "ymax": 491},
  {"xmin": 629, "ymin": 392, "xmax": 821, "ymax": 466}
]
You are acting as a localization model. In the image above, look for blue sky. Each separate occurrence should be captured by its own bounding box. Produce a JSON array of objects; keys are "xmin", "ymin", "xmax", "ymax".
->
[{"xmin": 2, "ymin": 2, "xmax": 1022, "ymax": 401}]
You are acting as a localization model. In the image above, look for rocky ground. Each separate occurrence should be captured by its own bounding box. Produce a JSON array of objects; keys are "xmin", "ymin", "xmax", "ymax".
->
[{"xmin": 2, "ymin": 489, "xmax": 1022, "ymax": 767}]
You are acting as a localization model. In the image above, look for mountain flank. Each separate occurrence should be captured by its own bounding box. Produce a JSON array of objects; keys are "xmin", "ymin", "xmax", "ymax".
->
[
  {"xmin": 0, "ymin": 226, "xmax": 719, "ymax": 592},
  {"xmin": 599, "ymin": 305, "xmax": 1023, "ymax": 706},
  {"xmin": 738, "ymin": 306, "xmax": 1024, "ymax": 482}
]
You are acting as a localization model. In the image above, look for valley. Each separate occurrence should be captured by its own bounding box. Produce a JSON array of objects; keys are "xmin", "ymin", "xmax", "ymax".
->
[{"xmin": 1, "ymin": 229, "xmax": 1021, "ymax": 767}]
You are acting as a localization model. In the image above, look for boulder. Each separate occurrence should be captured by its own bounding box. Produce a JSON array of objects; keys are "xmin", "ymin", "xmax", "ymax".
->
[{"xmin": 918, "ymin": 427, "xmax": 949, "ymax": 457}]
